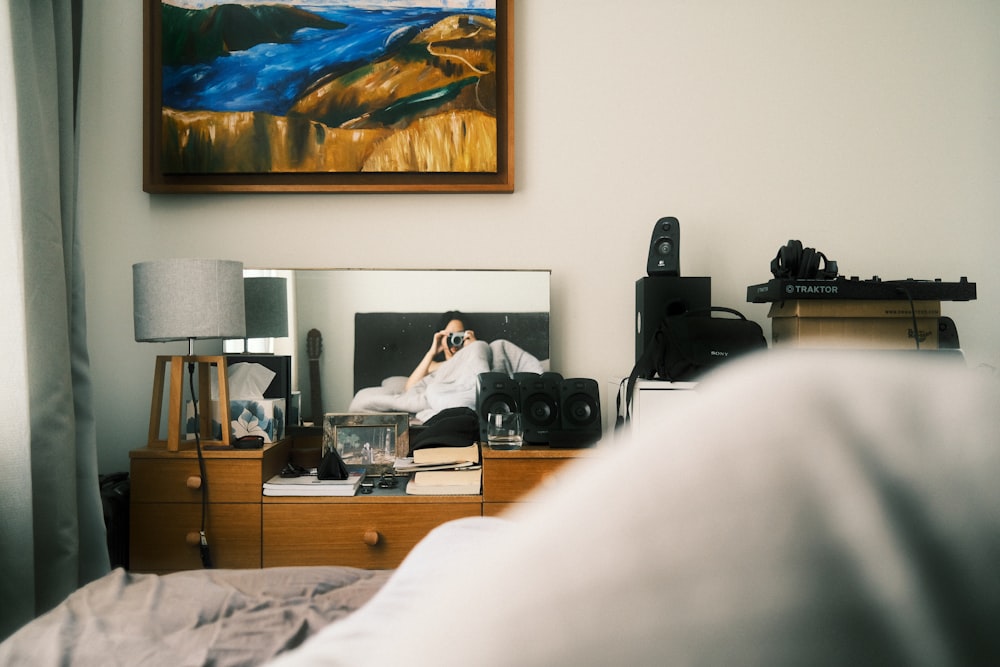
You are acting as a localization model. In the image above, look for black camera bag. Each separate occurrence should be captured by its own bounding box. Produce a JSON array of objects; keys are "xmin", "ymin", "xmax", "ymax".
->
[{"xmin": 618, "ymin": 307, "xmax": 767, "ymax": 425}]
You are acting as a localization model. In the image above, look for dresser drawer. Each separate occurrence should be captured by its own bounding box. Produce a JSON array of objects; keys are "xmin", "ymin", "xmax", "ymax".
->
[
  {"xmin": 263, "ymin": 500, "xmax": 480, "ymax": 569},
  {"xmin": 483, "ymin": 501, "xmax": 517, "ymax": 516},
  {"xmin": 482, "ymin": 457, "xmax": 575, "ymax": 503},
  {"xmin": 131, "ymin": 458, "xmax": 267, "ymax": 503},
  {"xmin": 129, "ymin": 502, "xmax": 262, "ymax": 573},
  {"xmin": 130, "ymin": 440, "xmax": 289, "ymax": 504}
]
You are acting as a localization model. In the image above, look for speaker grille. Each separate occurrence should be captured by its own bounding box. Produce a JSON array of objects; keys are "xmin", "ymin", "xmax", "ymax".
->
[
  {"xmin": 476, "ymin": 372, "xmax": 521, "ymax": 443},
  {"xmin": 479, "ymin": 392, "xmax": 518, "ymax": 417},
  {"xmin": 524, "ymin": 393, "xmax": 559, "ymax": 427},
  {"xmin": 553, "ymin": 378, "xmax": 602, "ymax": 448},
  {"xmin": 562, "ymin": 391, "xmax": 599, "ymax": 427}
]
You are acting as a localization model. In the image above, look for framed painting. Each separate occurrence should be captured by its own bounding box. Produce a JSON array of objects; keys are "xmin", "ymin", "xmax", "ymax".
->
[
  {"xmin": 143, "ymin": 1, "xmax": 514, "ymax": 194},
  {"xmin": 323, "ymin": 412, "xmax": 409, "ymax": 474}
]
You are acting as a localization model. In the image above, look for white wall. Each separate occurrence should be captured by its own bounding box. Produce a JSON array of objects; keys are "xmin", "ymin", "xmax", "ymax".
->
[{"xmin": 79, "ymin": 1, "xmax": 1000, "ymax": 473}]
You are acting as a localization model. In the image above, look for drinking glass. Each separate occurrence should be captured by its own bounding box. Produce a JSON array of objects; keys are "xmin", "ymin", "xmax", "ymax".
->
[{"xmin": 487, "ymin": 412, "xmax": 523, "ymax": 450}]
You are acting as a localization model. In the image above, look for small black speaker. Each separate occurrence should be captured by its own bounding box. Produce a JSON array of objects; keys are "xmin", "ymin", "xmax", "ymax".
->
[
  {"xmin": 938, "ymin": 316, "xmax": 960, "ymax": 349},
  {"xmin": 551, "ymin": 378, "xmax": 602, "ymax": 448},
  {"xmin": 476, "ymin": 372, "xmax": 521, "ymax": 443},
  {"xmin": 635, "ymin": 276, "xmax": 711, "ymax": 363},
  {"xmin": 647, "ymin": 216, "xmax": 680, "ymax": 276},
  {"xmin": 515, "ymin": 371, "xmax": 563, "ymax": 444}
]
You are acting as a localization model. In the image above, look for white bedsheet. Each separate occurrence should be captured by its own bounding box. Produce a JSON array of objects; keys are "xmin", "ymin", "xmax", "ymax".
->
[
  {"xmin": 348, "ymin": 339, "xmax": 543, "ymax": 421},
  {"xmin": 272, "ymin": 350, "xmax": 1000, "ymax": 666}
]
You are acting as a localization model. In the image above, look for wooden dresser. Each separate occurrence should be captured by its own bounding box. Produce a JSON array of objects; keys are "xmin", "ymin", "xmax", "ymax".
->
[
  {"xmin": 129, "ymin": 440, "xmax": 594, "ymax": 573},
  {"xmin": 481, "ymin": 445, "xmax": 598, "ymax": 515},
  {"xmin": 129, "ymin": 440, "xmax": 289, "ymax": 573}
]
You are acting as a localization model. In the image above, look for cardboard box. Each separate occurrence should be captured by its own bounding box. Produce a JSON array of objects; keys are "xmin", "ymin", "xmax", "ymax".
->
[
  {"xmin": 767, "ymin": 300, "xmax": 941, "ymax": 319},
  {"xmin": 768, "ymin": 300, "xmax": 940, "ymax": 349},
  {"xmin": 186, "ymin": 398, "xmax": 286, "ymax": 443}
]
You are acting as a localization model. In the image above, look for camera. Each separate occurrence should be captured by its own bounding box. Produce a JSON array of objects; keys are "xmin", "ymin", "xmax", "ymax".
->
[{"xmin": 447, "ymin": 331, "xmax": 468, "ymax": 348}]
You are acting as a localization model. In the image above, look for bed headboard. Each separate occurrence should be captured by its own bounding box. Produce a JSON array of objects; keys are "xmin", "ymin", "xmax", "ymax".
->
[{"xmin": 353, "ymin": 311, "xmax": 550, "ymax": 393}]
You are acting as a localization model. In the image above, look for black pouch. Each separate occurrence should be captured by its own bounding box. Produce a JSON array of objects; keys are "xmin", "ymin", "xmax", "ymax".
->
[
  {"xmin": 654, "ymin": 307, "xmax": 767, "ymax": 381},
  {"xmin": 317, "ymin": 447, "xmax": 349, "ymax": 480}
]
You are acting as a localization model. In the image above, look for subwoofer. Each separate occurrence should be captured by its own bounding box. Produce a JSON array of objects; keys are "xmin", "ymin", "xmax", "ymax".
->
[
  {"xmin": 476, "ymin": 372, "xmax": 521, "ymax": 443},
  {"xmin": 515, "ymin": 371, "xmax": 563, "ymax": 444},
  {"xmin": 550, "ymin": 377, "xmax": 602, "ymax": 448},
  {"xmin": 635, "ymin": 276, "xmax": 711, "ymax": 363}
]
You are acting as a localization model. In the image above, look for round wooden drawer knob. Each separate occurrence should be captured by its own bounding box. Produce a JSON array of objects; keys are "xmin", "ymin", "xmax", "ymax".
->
[
  {"xmin": 185, "ymin": 532, "xmax": 200, "ymax": 546},
  {"xmin": 186, "ymin": 475, "xmax": 202, "ymax": 489},
  {"xmin": 363, "ymin": 530, "xmax": 380, "ymax": 546}
]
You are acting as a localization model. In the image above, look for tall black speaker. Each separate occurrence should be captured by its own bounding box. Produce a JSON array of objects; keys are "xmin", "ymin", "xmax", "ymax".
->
[
  {"xmin": 515, "ymin": 371, "xmax": 562, "ymax": 444},
  {"xmin": 550, "ymin": 378, "xmax": 602, "ymax": 448},
  {"xmin": 476, "ymin": 372, "xmax": 521, "ymax": 443},
  {"xmin": 635, "ymin": 276, "xmax": 711, "ymax": 363}
]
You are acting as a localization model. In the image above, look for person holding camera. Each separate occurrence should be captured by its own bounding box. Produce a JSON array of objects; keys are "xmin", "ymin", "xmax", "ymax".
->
[{"xmin": 405, "ymin": 311, "xmax": 477, "ymax": 391}]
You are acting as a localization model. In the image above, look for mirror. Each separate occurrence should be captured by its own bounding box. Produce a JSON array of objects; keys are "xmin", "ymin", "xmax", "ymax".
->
[{"xmin": 241, "ymin": 269, "xmax": 551, "ymax": 422}]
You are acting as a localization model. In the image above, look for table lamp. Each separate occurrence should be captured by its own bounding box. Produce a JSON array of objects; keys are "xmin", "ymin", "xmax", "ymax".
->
[
  {"xmin": 242, "ymin": 276, "xmax": 288, "ymax": 352},
  {"xmin": 231, "ymin": 275, "xmax": 293, "ymax": 426},
  {"xmin": 133, "ymin": 259, "xmax": 246, "ymax": 451}
]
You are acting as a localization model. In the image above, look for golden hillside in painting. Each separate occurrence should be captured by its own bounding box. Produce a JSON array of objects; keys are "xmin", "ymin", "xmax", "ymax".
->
[{"xmin": 160, "ymin": 12, "xmax": 499, "ymax": 174}]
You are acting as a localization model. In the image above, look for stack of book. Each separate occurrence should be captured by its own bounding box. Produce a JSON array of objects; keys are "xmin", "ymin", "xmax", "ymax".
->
[
  {"xmin": 398, "ymin": 407, "xmax": 482, "ymax": 495},
  {"xmin": 263, "ymin": 466, "xmax": 366, "ymax": 496},
  {"xmin": 395, "ymin": 442, "xmax": 481, "ymax": 495}
]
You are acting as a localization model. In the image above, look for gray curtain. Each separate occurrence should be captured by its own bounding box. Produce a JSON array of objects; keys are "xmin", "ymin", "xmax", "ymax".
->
[{"xmin": 0, "ymin": 0, "xmax": 109, "ymax": 641}]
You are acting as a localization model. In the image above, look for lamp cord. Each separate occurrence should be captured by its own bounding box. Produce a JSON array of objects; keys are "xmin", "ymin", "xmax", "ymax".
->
[
  {"xmin": 188, "ymin": 361, "xmax": 213, "ymax": 568},
  {"xmin": 896, "ymin": 287, "xmax": 921, "ymax": 351}
]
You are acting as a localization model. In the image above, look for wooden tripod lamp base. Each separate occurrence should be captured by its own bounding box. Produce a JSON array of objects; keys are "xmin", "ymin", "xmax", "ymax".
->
[{"xmin": 147, "ymin": 355, "xmax": 233, "ymax": 451}]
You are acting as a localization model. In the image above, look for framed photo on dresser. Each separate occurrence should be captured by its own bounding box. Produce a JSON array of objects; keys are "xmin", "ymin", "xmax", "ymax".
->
[{"xmin": 323, "ymin": 413, "xmax": 410, "ymax": 475}]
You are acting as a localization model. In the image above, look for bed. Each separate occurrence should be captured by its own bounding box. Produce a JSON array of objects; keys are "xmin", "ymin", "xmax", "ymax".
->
[
  {"xmin": 4, "ymin": 351, "xmax": 998, "ymax": 666},
  {"xmin": 0, "ymin": 566, "xmax": 392, "ymax": 666},
  {"xmin": 0, "ymin": 515, "xmax": 511, "ymax": 667}
]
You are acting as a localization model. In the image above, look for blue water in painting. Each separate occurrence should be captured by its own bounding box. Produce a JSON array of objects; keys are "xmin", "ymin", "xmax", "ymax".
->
[{"xmin": 162, "ymin": 5, "xmax": 496, "ymax": 116}]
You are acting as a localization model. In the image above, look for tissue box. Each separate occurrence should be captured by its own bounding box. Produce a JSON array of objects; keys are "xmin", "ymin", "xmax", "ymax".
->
[{"xmin": 186, "ymin": 398, "xmax": 287, "ymax": 443}]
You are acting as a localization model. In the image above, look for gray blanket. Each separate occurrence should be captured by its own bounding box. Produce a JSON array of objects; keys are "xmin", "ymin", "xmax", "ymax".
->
[
  {"xmin": 0, "ymin": 566, "xmax": 391, "ymax": 667},
  {"xmin": 348, "ymin": 339, "xmax": 543, "ymax": 421}
]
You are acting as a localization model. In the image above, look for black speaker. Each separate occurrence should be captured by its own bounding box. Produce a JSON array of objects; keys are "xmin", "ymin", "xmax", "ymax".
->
[
  {"xmin": 938, "ymin": 316, "xmax": 960, "ymax": 349},
  {"xmin": 476, "ymin": 372, "xmax": 521, "ymax": 443},
  {"xmin": 515, "ymin": 371, "xmax": 563, "ymax": 444},
  {"xmin": 635, "ymin": 276, "xmax": 711, "ymax": 363},
  {"xmin": 550, "ymin": 378, "xmax": 602, "ymax": 448},
  {"xmin": 647, "ymin": 216, "xmax": 681, "ymax": 276}
]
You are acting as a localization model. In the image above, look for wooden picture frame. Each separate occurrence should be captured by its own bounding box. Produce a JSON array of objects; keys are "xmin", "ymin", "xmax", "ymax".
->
[
  {"xmin": 323, "ymin": 412, "xmax": 409, "ymax": 474},
  {"xmin": 143, "ymin": 1, "xmax": 514, "ymax": 194}
]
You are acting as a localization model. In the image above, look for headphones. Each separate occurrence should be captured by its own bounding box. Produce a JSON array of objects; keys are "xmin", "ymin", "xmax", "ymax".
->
[{"xmin": 771, "ymin": 240, "xmax": 839, "ymax": 279}]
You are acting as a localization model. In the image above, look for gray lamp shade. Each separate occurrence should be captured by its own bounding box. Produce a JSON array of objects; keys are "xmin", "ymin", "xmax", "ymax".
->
[
  {"xmin": 244, "ymin": 277, "xmax": 289, "ymax": 339},
  {"xmin": 133, "ymin": 259, "xmax": 246, "ymax": 342}
]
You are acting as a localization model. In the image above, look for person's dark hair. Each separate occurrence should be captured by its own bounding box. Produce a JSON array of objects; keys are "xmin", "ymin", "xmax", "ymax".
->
[{"xmin": 438, "ymin": 310, "xmax": 473, "ymax": 331}]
